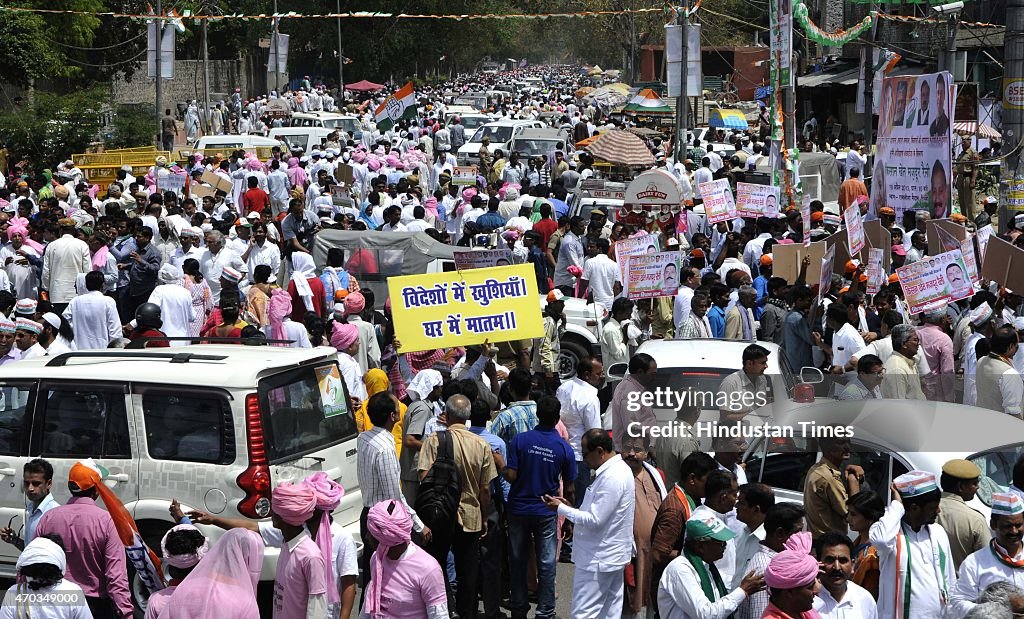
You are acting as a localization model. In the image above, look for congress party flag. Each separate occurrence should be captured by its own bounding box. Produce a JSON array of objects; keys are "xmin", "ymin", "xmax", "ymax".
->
[{"xmin": 374, "ymin": 81, "xmax": 417, "ymax": 132}]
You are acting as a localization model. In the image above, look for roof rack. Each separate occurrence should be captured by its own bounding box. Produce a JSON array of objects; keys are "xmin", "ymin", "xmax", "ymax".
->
[{"xmin": 46, "ymin": 351, "xmax": 229, "ymax": 367}]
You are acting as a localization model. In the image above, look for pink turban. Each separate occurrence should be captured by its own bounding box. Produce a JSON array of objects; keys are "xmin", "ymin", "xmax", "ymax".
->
[
  {"xmin": 268, "ymin": 289, "xmax": 292, "ymax": 345},
  {"xmin": 245, "ymin": 157, "xmax": 262, "ymax": 171},
  {"xmin": 385, "ymin": 155, "xmax": 399, "ymax": 168},
  {"xmin": 343, "ymin": 291, "xmax": 366, "ymax": 316},
  {"xmin": 367, "ymin": 158, "xmax": 381, "ymax": 172},
  {"xmin": 303, "ymin": 472, "xmax": 345, "ymax": 605},
  {"xmin": 330, "ymin": 323, "xmax": 359, "ymax": 351},
  {"xmin": 764, "ymin": 532, "xmax": 818, "ymax": 589},
  {"xmin": 423, "ymin": 196, "xmax": 439, "ymax": 218},
  {"xmin": 462, "ymin": 187, "xmax": 478, "ymax": 201},
  {"xmin": 352, "ymin": 151, "xmax": 366, "ymax": 164},
  {"xmin": 364, "ymin": 499, "xmax": 413, "ymax": 616},
  {"xmin": 567, "ymin": 265, "xmax": 584, "ymax": 278},
  {"xmin": 271, "ymin": 483, "xmax": 317, "ymax": 526},
  {"xmin": 7, "ymin": 217, "xmax": 28, "ymax": 239}
]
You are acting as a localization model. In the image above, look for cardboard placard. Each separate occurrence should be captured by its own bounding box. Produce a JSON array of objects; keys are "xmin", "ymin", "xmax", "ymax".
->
[
  {"xmin": 200, "ymin": 170, "xmax": 233, "ymax": 194},
  {"xmin": 926, "ymin": 219, "xmax": 967, "ymax": 257},
  {"xmin": 454, "ymin": 166, "xmax": 478, "ymax": 186},
  {"xmin": 334, "ymin": 163, "xmax": 354, "ymax": 186},
  {"xmin": 773, "ymin": 240, "xmax": 828, "ymax": 284},
  {"xmin": 190, "ymin": 184, "xmax": 215, "ymax": 199},
  {"xmin": 825, "ymin": 232, "xmax": 851, "ymax": 276},
  {"xmin": 863, "ymin": 220, "xmax": 892, "ymax": 272},
  {"xmin": 981, "ymin": 235, "xmax": 1024, "ymax": 294}
]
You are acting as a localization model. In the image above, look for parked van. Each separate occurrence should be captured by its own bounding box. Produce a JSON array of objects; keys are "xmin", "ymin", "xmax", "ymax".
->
[
  {"xmin": 0, "ymin": 346, "xmax": 361, "ymax": 610},
  {"xmin": 290, "ymin": 112, "xmax": 362, "ymax": 138},
  {"xmin": 456, "ymin": 119, "xmax": 544, "ymax": 167},
  {"xmin": 508, "ymin": 127, "xmax": 572, "ymax": 160},
  {"xmin": 194, "ymin": 134, "xmax": 285, "ymax": 152}
]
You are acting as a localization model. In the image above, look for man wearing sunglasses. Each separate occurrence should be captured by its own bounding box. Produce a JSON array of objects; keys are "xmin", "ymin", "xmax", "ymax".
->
[{"xmin": 0, "ymin": 458, "xmax": 58, "ymax": 550}]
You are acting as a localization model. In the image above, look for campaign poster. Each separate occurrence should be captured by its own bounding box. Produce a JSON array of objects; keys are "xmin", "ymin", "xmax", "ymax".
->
[
  {"xmin": 454, "ymin": 166, "xmax": 478, "ymax": 186},
  {"xmin": 623, "ymin": 251, "xmax": 682, "ymax": 300},
  {"xmin": 865, "ymin": 247, "xmax": 885, "ymax": 295},
  {"xmin": 817, "ymin": 244, "xmax": 836, "ymax": 306},
  {"xmin": 872, "ymin": 71, "xmax": 955, "ymax": 219},
  {"xmin": 314, "ymin": 365, "xmax": 348, "ymax": 417},
  {"xmin": 701, "ymin": 179, "xmax": 737, "ymax": 224},
  {"xmin": 976, "ymin": 224, "xmax": 993, "ymax": 265},
  {"xmin": 736, "ymin": 182, "xmax": 781, "ymax": 219},
  {"xmin": 896, "ymin": 249, "xmax": 973, "ymax": 314},
  {"xmin": 844, "ymin": 203, "xmax": 865, "ymax": 256},
  {"xmin": 453, "ymin": 249, "xmax": 513, "ymax": 270},
  {"xmin": 387, "ymin": 264, "xmax": 543, "ymax": 352},
  {"xmin": 961, "ymin": 237, "xmax": 979, "ymax": 285},
  {"xmin": 614, "ymin": 234, "xmax": 661, "ymax": 281}
]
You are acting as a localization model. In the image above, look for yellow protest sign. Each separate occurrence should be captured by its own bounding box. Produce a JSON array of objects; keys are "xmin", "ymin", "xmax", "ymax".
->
[{"xmin": 387, "ymin": 264, "xmax": 543, "ymax": 353}]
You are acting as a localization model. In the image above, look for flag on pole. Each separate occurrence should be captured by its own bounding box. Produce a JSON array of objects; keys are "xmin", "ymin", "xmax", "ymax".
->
[{"xmin": 374, "ymin": 82, "xmax": 417, "ymax": 132}]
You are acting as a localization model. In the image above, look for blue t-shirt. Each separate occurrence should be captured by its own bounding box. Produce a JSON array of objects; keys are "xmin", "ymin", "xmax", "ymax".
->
[
  {"xmin": 506, "ymin": 427, "xmax": 577, "ymax": 517},
  {"xmin": 469, "ymin": 426, "xmax": 510, "ymax": 502}
]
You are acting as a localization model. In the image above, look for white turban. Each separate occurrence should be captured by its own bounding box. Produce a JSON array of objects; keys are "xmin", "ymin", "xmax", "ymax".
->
[
  {"xmin": 17, "ymin": 537, "xmax": 66, "ymax": 577},
  {"xmin": 159, "ymin": 263, "xmax": 183, "ymax": 285}
]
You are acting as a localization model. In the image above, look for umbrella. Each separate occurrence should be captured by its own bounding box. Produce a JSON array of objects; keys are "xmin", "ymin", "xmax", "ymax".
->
[
  {"xmin": 575, "ymin": 133, "xmax": 603, "ymax": 148},
  {"xmin": 345, "ymin": 80, "xmax": 385, "ymax": 92},
  {"xmin": 622, "ymin": 89, "xmax": 673, "ymax": 116},
  {"xmin": 588, "ymin": 65, "xmax": 603, "ymax": 76},
  {"xmin": 583, "ymin": 130, "xmax": 655, "ymax": 167},
  {"xmin": 625, "ymin": 127, "xmax": 665, "ymax": 138},
  {"xmin": 709, "ymin": 108, "xmax": 749, "ymax": 130},
  {"xmin": 953, "ymin": 121, "xmax": 1001, "ymax": 140}
]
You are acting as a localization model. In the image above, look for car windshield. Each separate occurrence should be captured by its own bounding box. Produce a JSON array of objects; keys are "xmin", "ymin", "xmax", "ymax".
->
[
  {"xmin": 275, "ymin": 135, "xmax": 309, "ymax": 152},
  {"xmin": 470, "ymin": 126, "xmax": 514, "ymax": 144},
  {"xmin": 512, "ymin": 139, "xmax": 563, "ymax": 158},
  {"xmin": 322, "ymin": 118, "xmax": 359, "ymax": 133},
  {"xmin": 969, "ymin": 444, "xmax": 1024, "ymax": 507},
  {"xmin": 258, "ymin": 363, "xmax": 357, "ymax": 463},
  {"xmin": 461, "ymin": 116, "xmax": 488, "ymax": 130}
]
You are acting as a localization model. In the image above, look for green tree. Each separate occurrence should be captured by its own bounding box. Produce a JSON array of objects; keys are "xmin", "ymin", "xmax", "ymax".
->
[{"xmin": 0, "ymin": 88, "xmax": 107, "ymax": 165}]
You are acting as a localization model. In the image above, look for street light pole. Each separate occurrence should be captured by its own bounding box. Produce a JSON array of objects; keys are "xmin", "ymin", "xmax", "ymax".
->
[
  {"xmin": 674, "ymin": 3, "xmax": 689, "ymax": 163},
  {"xmin": 1000, "ymin": 0, "xmax": 1024, "ymax": 232},
  {"xmin": 202, "ymin": 14, "xmax": 211, "ymax": 134}
]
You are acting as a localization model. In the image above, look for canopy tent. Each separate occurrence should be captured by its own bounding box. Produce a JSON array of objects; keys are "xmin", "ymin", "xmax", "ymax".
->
[
  {"xmin": 575, "ymin": 132, "xmax": 603, "ymax": 148},
  {"xmin": 575, "ymin": 86, "xmax": 595, "ymax": 98},
  {"xmin": 583, "ymin": 130, "xmax": 655, "ymax": 167},
  {"xmin": 625, "ymin": 127, "xmax": 666, "ymax": 138},
  {"xmin": 345, "ymin": 80, "xmax": 385, "ymax": 92},
  {"xmin": 587, "ymin": 65, "xmax": 604, "ymax": 76},
  {"xmin": 953, "ymin": 121, "xmax": 1001, "ymax": 140},
  {"xmin": 586, "ymin": 83, "xmax": 631, "ymax": 114},
  {"xmin": 622, "ymin": 89, "xmax": 673, "ymax": 116},
  {"xmin": 709, "ymin": 108, "xmax": 749, "ymax": 130}
]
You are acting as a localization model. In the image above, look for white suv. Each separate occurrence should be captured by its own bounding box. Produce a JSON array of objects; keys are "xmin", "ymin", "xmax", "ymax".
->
[
  {"xmin": 0, "ymin": 345, "xmax": 362, "ymax": 609},
  {"xmin": 457, "ymin": 119, "xmax": 544, "ymax": 167}
]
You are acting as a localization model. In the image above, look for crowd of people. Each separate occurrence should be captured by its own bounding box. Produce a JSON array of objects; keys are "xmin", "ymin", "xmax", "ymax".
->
[{"xmin": 0, "ymin": 63, "xmax": 1022, "ymax": 619}]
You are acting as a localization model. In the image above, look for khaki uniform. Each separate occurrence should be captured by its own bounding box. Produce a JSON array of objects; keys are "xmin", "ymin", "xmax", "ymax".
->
[
  {"xmin": 936, "ymin": 492, "xmax": 991, "ymax": 570},
  {"xmin": 803, "ymin": 459, "xmax": 849, "ymax": 537}
]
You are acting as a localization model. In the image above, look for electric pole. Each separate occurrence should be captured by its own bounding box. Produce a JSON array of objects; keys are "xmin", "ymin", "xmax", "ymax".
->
[
  {"xmin": 272, "ymin": 0, "xmax": 280, "ymax": 95},
  {"xmin": 337, "ymin": 0, "xmax": 345, "ymax": 104},
  {"xmin": 202, "ymin": 13, "xmax": 211, "ymax": 134},
  {"xmin": 674, "ymin": 3, "xmax": 689, "ymax": 164},
  {"xmin": 155, "ymin": 0, "xmax": 163, "ymax": 149},
  {"xmin": 1000, "ymin": 0, "xmax": 1024, "ymax": 232}
]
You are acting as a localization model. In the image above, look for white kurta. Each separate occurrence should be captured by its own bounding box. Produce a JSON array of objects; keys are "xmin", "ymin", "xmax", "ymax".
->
[
  {"xmin": 813, "ymin": 581, "xmax": 879, "ymax": 618},
  {"xmin": 961, "ymin": 332, "xmax": 984, "ymax": 406},
  {"xmin": 869, "ymin": 501, "xmax": 957, "ymax": 619},
  {"xmin": 337, "ymin": 352, "xmax": 366, "ymax": 400},
  {"xmin": 62, "ymin": 291, "xmax": 122, "ymax": 350},
  {"xmin": 948, "ymin": 542, "xmax": 1024, "ymax": 617},
  {"xmin": 147, "ymin": 284, "xmax": 195, "ymax": 346},
  {"xmin": 41, "ymin": 234, "xmax": 91, "ymax": 303},
  {"xmin": 657, "ymin": 554, "xmax": 746, "ymax": 619}
]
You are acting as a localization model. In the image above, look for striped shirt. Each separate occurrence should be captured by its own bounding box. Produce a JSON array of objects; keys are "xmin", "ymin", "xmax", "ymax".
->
[
  {"xmin": 357, "ymin": 426, "xmax": 423, "ymax": 531},
  {"xmin": 490, "ymin": 401, "xmax": 538, "ymax": 450},
  {"xmin": 734, "ymin": 544, "xmax": 778, "ymax": 619}
]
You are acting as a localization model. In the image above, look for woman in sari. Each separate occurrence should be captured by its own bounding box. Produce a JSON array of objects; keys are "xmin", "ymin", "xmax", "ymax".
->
[
  {"xmin": 355, "ymin": 368, "xmax": 405, "ymax": 458},
  {"xmin": 182, "ymin": 258, "xmax": 213, "ymax": 338},
  {"xmin": 246, "ymin": 264, "xmax": 275, "ymax": 328},
  {"xmin": 160, "ymin": 528, "xmax": 264, "ymax": 619}
]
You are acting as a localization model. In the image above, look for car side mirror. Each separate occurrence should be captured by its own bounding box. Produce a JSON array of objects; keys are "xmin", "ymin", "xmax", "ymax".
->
[
  {"xmin": 799, "ymin": 366, "xmax": 825, "ymax": 384},
  {"xmin": 607, "ymin": 362, "xmax": 628, "ymax": 380}
]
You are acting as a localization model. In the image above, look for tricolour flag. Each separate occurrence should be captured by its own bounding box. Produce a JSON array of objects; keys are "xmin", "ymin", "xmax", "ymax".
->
[{"xmin": 374, "ymin": 82, "xmax": 417, "ymax": 132}]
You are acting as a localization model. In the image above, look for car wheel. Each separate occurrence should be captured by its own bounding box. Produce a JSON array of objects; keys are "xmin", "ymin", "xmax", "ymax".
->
[
  {"xmin": 559, "ymin": 338, "xmax": 589, "ymax": 380},
  {"xmin": 128, "ymin": 520, "xmax": 174, "ymax": 615}
]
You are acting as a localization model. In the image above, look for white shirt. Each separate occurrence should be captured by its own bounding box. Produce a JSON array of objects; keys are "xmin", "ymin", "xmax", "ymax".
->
[
  {"xmin": 555, "ymin": 377, "xmax": 602, "ymax": 461},
  {"xmin": 716, "ymin": 258, "xmax": 750, "ymax": 282},
  {"xmin": 694, "ymin": 167, "xmax": 714, "ymax": 198},
  {"xmin": 962, "ymin": 332, "xmax": 984, "ymax": 406},
  {"xmin": 813, "ymin": 581, "xmax": 878, "ymax": 619},
  {"xmin": 658, "ymin": 553, "xmax": 747, "ymax": 619},
  {"xmin": 581, "ymin": 254, "xmax": 620, "ymax": 312},
  {"xmin": 742, "ymin": 234, "xmax": 773, "ymax": 272},
  {"xmin": 673, "ymin": 285, "xmax": 695, "ymax": 333},
  {"xmin": 147, "ymin": 284, "xmax": 195, "ymax": 346},
  {"xmin": 199, "ymin": 247, "xmax": 246, "ymax": 303},
  {"xmin": 832, "ymin": 323, "xmax": 866, "ymax": 370},
  {"xmin": 245, "ymin": 241, "xmax": 282, "ymax": 283},
  {"xmin": 692, "ymin": 505, "xmax": 739, "ymax": 587},
  {"xmin": 0, "ymin": 579, "xmax": 92, "ymax": 619},
  {"xmin": 41, "ymin": 234, "xmax": 91, "ymax": 304},
  {"xmin": 949, "ymin": 541, "xmax": 1024, "ymax": 617},
  {"xmin": 327, "ymin": 521, "xmax": 359, "ymax": 619},
  {"xmin": 170, "ymin": 245, "xmax": 205, "ymax": 270},
  {"xmin": 62, "ymin": 290, "xmax": 121, "ymax": 350},
  {"xmin": 870, "ymin": 501, "xmax": 956, "ymax": 619},
  {"xmin": 556, "ymin": 454, "xmax": 635, "ymax": 572},
  {"xmin": 338, "ymin": 352, "xmax": 366, "ymax": 400}
]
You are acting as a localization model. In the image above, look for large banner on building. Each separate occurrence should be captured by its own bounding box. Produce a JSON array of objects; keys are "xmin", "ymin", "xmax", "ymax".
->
[
  {"xmin": 387, "ymin": 265, "xmax": 543, "ymax": 352},
  {"xmin": 871, "ymin": 71, "xmax": 955, "ymax": 219}
]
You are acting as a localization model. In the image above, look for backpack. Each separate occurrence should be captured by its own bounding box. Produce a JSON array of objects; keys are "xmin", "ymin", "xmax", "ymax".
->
[{"xmin": 415, "ymin": 430, "xmax": 462, "ymax": 534}]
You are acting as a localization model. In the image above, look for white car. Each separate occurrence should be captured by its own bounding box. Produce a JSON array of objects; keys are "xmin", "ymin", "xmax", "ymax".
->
[
  {"xmin": 290, "ymin": 111, "xmax": 362, "ymax": 138},
  {"xmin": 0, "ymin": 346, "xmax": 362, "ymax": 610},
  {"xmin": 456, "ymin": 119, "xmax": 544, "ymax": 167},
  {"xmin": 742, "ymin": 398, "xmax": 1024, "ymax": 519}
]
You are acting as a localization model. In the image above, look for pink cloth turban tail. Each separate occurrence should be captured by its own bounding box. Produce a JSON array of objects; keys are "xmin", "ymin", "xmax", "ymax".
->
[
  {"xmin": 303, "ymin": 472, "xmax": 345, "ymax": 606},
  {"xmin": 268, "ymin": 289, "xmax": 292, "ymax": 346},
  {"xmin": 764, "ymin": 531, "xmax": 819, "ymax": 589},
  {"xmin": 365, "ymin": 499, "xmax": 413, "ymax": 617},
  {"xmin": 271, "ymin": 483, "xmax": 316, "ymax": 527},
  {"xmin": 330, "ymin": 323, "xmax": 359, "ymax": 351}
]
